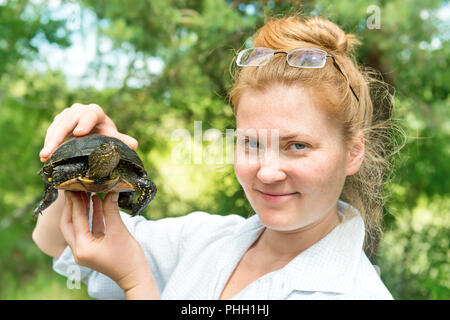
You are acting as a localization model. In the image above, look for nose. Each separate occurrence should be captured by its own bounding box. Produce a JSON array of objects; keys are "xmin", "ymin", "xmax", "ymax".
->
[{"xmin": 256, "ymin": 153, "xmax": 287, "ymax": 184}]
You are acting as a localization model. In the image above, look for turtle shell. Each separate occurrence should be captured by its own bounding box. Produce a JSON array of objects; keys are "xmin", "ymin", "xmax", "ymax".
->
[{"xmin": 44, "ymin": 134, "xmax": 145, "ymax": 174}]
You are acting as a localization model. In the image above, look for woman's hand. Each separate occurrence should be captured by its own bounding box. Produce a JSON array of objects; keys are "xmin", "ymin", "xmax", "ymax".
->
[
  {"xmin": 39, "ymin": 103, "xmax": 138, "ymax": 162},
  {"xmin": 60, "ymin": 190, "xmax": 160, "ymax": 299},
  {"xmin": 34, "ymin": 104, "xmax": 136, "ymax": 261}
]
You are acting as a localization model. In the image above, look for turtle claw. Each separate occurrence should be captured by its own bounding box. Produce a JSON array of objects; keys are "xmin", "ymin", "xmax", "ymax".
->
[
  {"xmin": 33, "ymin": 186, "xmax": 58, "ymax": 219},
  {"xmin": 32, "ymin": 208, "xmax": 41, "ymax": 219}
]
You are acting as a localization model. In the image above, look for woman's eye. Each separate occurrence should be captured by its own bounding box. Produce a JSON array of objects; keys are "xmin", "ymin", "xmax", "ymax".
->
[
  {"xmin": 289, "ymin": 143, "xmax": 306, "ymax": 151},
  {"xmin": 244, "ymin": 140, "xmax": 259, "ymax": 149}
]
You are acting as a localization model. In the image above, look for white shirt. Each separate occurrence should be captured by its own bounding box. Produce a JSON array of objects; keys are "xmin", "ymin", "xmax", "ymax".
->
[{"xmin": 53, "ymin": 200, "xmax": 394, "ymax": 300}]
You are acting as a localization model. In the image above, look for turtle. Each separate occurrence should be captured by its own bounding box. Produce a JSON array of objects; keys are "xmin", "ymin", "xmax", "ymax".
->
[{"xmin": 33, "ymin": 134, "xmax": 157, "ymax": 217}]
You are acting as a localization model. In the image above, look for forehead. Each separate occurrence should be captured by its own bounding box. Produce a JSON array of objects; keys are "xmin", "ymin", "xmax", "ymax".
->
[{"xmin": 235, "ymin": 84, "xmax": 336, "ymax": 135}]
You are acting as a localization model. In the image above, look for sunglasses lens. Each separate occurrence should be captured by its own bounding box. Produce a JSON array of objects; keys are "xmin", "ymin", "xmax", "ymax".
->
[
  {"xmin": 287, "ymin": 49, "xmax": 327, "ymax": 68},
  {"xmin": 237, "ymin": 47, "xmax": 274, "ymax": 66}
]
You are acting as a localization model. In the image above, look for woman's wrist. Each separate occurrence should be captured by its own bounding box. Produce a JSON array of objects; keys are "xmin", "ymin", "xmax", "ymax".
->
[
  {"xmin": 116, "ymin": 259, "xmax": 160, "ymax": 299},
  {"xmin": 124, "ymin": 277, "xmax": 160, "ymax": 300}
]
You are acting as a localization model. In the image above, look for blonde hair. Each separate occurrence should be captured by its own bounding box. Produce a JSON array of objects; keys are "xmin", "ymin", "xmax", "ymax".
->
[{"xmin": 228, "ymin": 14, "xmax": 403, "ymax": 259}]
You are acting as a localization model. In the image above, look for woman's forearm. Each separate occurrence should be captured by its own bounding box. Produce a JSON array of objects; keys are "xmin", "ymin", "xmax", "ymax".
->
[{"xmin": 32, "ymin": 190, "xmax": 68, "ymax": 258}]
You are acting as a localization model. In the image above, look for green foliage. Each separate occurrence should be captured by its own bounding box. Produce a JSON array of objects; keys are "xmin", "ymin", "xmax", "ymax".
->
[
  {"xmin": 0, "ymin": 0, "xmax": 448, "ymax": 299},
  {"xmin": 377, "ymin": 196, "xmax": 449, "ymax": 299},
  {"xmin": 0, "ymin": 1, "xmax": 70, "ymax": 76}
]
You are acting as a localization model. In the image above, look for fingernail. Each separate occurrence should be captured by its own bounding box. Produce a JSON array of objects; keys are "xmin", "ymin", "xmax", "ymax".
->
[
  {"xmin": 111, "ymin": 192, "xmax": 119, "ymax": 202},
  {"xmin": 74, "ymin": 126, "xmax": 84, "ymax": 133},
  {"xmin": 40, "ymin": 146, "xmax": 49, "ymax": 155}
]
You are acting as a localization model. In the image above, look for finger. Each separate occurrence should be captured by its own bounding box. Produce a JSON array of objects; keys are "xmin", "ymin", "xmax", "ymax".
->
[
  {"xmin": 79, "ymin": 191, "xmax": 90, "ymax": 208},
  {"xmin": 91, "ymin": 195, "xmax": 105, "ymax": 236},
  {"xmin": 102, "ymin": 192, "xmax": 126, "ymax": 234},
  {"xmin": 60, "ymin": 191, "xmax": 75, "ymax": 248},
  {"xmin": 40, "ymin": 112, "xmax": 80, "ymax": 161},
  {"xmin": 41, "ymin": 103, "xmax": 100, "ymax": 160},
  {"xmin": 44, "ymin": 108, "xmax": 69, "ymax": 146},
  {"xmin": 44, "ymin": 116, "xmax": 78, "ymax": 150},
  {"xmin": 40, "ymin": 112, "xmax": 70, "ymax": 161},
  {"xmin": 117, "ymin": 133, "xmax": 139, "ymax": 150},
  {"xmin": 73, "ymin": 104, "xmax": 105, "ymax": 136},
  {"xmin": 102, "ymin": 127, "xmax": 139, "ymax": 150},
  {"xmin": 98, "ymin": 118, "xmax": 138, "ymax": 150},
  {"xmin": 69, "ymin": 191, "xmax": 91, "ymax": 240}
]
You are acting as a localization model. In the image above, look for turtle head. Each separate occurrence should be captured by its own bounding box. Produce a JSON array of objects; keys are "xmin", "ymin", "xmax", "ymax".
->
[{"xmin": 86, "ymin": 141, "xmax": 121, "ymax": 179}]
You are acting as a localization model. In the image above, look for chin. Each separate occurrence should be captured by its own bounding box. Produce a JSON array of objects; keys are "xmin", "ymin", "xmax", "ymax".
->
[{"xmin": 255, "ymin": 207, "xmax": 302, "ymax": 232}]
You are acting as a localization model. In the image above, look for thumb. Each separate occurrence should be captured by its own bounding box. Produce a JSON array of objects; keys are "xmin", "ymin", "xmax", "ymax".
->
[
  {"xmin": 103, "ymin": 192, "xmax": 126, "ymax": 234},
  {"xmin": 118, "ymin": 134, "xmax": 138, "ymax": 150}
]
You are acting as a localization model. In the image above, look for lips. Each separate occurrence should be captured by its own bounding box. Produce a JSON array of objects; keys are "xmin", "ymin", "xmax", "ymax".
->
[
  {"xmin": 259, "ymin": 191, "xmax": 297, "ymax": 196},
  {"xmin": 257, "ymin": 190, "xmax": 299, "ymax": 203}
]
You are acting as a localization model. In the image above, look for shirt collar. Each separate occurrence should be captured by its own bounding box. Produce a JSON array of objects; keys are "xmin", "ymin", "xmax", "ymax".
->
[{"xmin": 244, "ymin": 200, "xmax": 365, "ymax": 295}]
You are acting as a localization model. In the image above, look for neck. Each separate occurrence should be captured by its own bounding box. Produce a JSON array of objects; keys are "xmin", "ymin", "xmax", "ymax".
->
[{"xmin": 255, "ymin": 206, "xmax": 341, "ymax": 262}]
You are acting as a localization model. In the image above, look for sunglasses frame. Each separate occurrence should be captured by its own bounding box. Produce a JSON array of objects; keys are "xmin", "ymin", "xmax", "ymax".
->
[{"xmin": 236, "ymin": 47, "xmax": 360, "ymax": 103}]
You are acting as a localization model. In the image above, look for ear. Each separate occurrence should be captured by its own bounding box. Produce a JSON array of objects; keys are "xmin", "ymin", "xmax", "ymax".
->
[{"xmin": 345, "ymin": 131, "xmax": 365, "ymax": 176}]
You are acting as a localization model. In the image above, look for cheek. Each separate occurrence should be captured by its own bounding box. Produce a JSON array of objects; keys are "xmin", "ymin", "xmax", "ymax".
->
[
  {"xmin": 293, "ymin": 154, "xmax": 346, "ymax": 192},
  {"xmin": 234, "ymin": 147, "xmax": 261, "ymax": 188},
  {"xmin": 234, "ymin": 161, "xmax": 255, "ymax": 188}
]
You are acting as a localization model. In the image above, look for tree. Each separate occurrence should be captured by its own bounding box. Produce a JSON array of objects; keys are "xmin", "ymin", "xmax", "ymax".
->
[{"xmin": 1, "ymin": 0, "xmax": 448, "ymax": 299}]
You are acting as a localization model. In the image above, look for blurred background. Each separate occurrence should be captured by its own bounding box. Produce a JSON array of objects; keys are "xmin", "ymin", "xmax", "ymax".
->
[{"xmin": 0, "ymin": 0, "xmax": 448, "ymax": 299}]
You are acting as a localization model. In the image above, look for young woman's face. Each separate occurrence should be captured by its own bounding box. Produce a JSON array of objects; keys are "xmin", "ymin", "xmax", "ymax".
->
[{"xmin": 234, "ymin": 84, "xmax": 359, "ymax": 231}]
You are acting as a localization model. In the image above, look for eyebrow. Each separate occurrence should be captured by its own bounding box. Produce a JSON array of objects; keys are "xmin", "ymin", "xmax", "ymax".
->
[
  {"xmin": 279, "ymin": 132, "xmax": 314, "ymax": 141},
  {"xmin": 237, "ymin": 131, "xmax": 314, "ymax": 141}
]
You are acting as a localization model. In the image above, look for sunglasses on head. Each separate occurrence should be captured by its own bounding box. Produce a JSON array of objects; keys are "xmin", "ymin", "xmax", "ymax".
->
[{"xmin": 236, "ymin": 47, "xmax": 360, "ymax": 103}]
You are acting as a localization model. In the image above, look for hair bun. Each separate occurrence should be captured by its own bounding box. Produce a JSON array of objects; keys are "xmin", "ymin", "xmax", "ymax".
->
[
  {"xmin": 253, "ymin": 15, "xmax": 361, "ymax": 56},
  {"xmin": 303, "ymin": 16, "xmax": 361, "ymax": 55}
]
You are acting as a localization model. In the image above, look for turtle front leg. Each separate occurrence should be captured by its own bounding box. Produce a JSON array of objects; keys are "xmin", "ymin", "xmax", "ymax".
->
[
  {"xmin": 34, "ymin": 162, "xmax": 85, "ymax": 218},
  {"xmin": 129, "ymin": 177, "xmax": 157, "ymax": 216},
  {"xmin": 33, "ymin": 183, "xmax": 58, "ymax": 218},
  {"xmin": 118, "ymin": 191, "xmax": 135, "ymax": 212}
]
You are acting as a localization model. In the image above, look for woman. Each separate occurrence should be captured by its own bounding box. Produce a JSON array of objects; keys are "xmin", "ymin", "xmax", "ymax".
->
[{"xmin": 33, "ymin": 15, "xmax": 396, "ymax": 299}]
